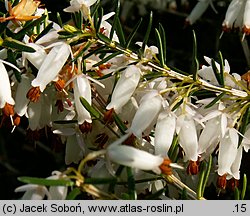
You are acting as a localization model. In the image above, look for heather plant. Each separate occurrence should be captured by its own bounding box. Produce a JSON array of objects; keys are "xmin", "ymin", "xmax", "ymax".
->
[{"xmin": 1, "ymin": 0, "xmax": 250, "ymax": 200}]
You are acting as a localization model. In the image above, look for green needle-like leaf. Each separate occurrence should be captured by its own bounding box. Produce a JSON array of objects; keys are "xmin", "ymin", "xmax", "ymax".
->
[
  {"xmin": 218, "ymin": 51, "xmax": 225, "ymax": 87},
  {"xmin": 127, "ymin": 167, "xmax": 137, "ymax": 200},
  {"xmin": 93, "ymin": 51, "xmax": 122, "ymax": 67},
  {"xmin": 155, "ymin": 28, "xmax": 165, "ymax": 67},
  {"xmin": 18, "ymin": 177, "xmax": 74, "ymax": 186},
  {"xmin": 211, "ymin": 58, "xmax": 223, "ymax": 86},
  {"xmin": 97, "ymin": 32, "xmax": 112, "ymax": 44},
  {"xmin": 79, "ymin": 97, "xmax": 101, "ymax": 119},
  {"xmin": 141, "ymin": 11, "xmax": 153, "ymax": 54},
  {"xmin": 95, "ymin": 7, "xmax": 104, "ymax": 34},
  {"xmin": 2, "ymin": 37, "xmax": 35, "ymax": 52},
  {"xmin": 202, "ymin": 155, "xmax": 212, "ymax": 196},
  {"xmin": 110, "ymin": 0, "xmax": 120, "ymax": 40},
  {"xmin": 34, "ymin": 22, "xmax": 53, "ymax": 43},
  {"xmin": 126, "ymin": 18, "xmax": 142, "ymax": 48},
  {"xmin": 192, "ymin": 30, "xmax": 199, "ymax": 81},
  {"xmin": 66, "ymin": 188, "xmax": 81, "ymax": 200},
  {"xmin": 204, "ymin": 92, "xmax": 226, "ymax": 109},
  {"xmin": 14, "ymin": 15, "xmax": 47, "ymax": 40},
  {"xmin": 159, "ymin": 23, "xmax": 166, "ymax": 63},
  {"xmin": 241, "ymin": 174, "xmax": 247, "ymax": 200}
]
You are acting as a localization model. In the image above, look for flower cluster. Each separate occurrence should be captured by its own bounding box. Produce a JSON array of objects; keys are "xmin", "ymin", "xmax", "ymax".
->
[{"xmin": 0, "ymin": 0, "xmax": 250, "ymax": 200}]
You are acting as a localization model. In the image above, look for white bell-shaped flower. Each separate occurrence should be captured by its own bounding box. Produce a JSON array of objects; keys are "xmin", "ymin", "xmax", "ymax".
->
[
  {"xmin": 128, "ymin": 91, "xmax": 163, "ymax": 139},
  {"xmin": 64, "ymin": 0, "xmax": 97, "ymax": 19},
  {"xmin": 31, "ymin": 42, "xmax": 71, "ymax": 92},
  {"xmin": 229, "ymin": 146, "xmax": 243, "ymax": 180},
  {"xmin": 107, "ymin": 144, "xmax": 164, "ymax": 174},
  {"xmin": 53, "ymin": 126, "xmax": 85, "ymax": 165},
  {"xmin": 14, "ymin": 74, "xmax": 34, "ymax": 117},
  {"xmin": 47, "ymin": 171, "xmax": 68, "ymax": 200},
  {"xmin": 73, "ymin": 75, "xmax": 92, "ymax": 124},
  {"xmin": 0, "ymin": 60, "xmax": 16, "ymax": 108},
  {"xmin": 176, "ymin": 113, "xmax": 199, "ymax": 162},
  {"xmin": 185, "ymin": 0, "xmax": 210, "ymax": 25},
  {"xmin": 22, "ymin": 43, "xmax": 47, "ymax": 69},
  {"xmin": 217, "ymin": 128, "xmax": 238, "ymax": 176},
  {"xmin": 106, "ymin": 65, "xmax": 141, "ymax": 113},
  {"xmin": 154, "ymin": 111, "xmax": 176, "ymax": 157},
  {"xmin": 15, "ymin": 184, "xmax": 50, "ymax": 200},
  {"xmin": 198, "ymin": 116, "xmax": 222, "ymax": 156}
]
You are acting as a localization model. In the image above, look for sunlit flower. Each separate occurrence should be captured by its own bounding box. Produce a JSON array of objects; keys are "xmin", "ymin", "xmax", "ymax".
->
[
  {"xmin": 0, "ymin": 0, "xmax": 40, "ymax": 23},
  {"xmin": 217, "ymin": 128, "xmax": 239, "ymax": 177},
  {"xmin": 73, "ymin": 75, "xmax": 92, "ymax": 124},
  {"xmin": 31, "ymin": 42, "xmax": 71, "ymax": 92},
  {"xmin": 22, "ymin": 43, "xmax": 47, "ymax": 69},
  {"xmin": 64, "ymin": 0, "xmax": 97, "ymax": 19},
  {"xmin": 107, "ymin": 144, "xmax": 164, "ymax": 174},
  {"xmin": 154, "ymin": 111, "xmax": 176, "ymax": 157},
  {"xmin": 0, "ymin": 60, "xmax": 15, "ymax": 109},
  {"xmin": 128, "ymin": 91, "xmax": 163, "ymax": 139},
  {"xmin": 106, "ymin": 65, "xmax": 141, "ymax": 113}
]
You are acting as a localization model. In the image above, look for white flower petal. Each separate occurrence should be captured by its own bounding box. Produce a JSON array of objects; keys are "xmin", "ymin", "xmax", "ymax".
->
[
  {"xmin": 31, "ymin": 43, "xmax": 71, "ymax": 92},
  {"xmin": 0, "ymin": 62, "xmax": 15, "ymax": 108},
  {"xmin": 106, "ymin": 65, "xmax": 141, "ymax": 112},
  {"xmin": 186, "ymin": 0, "xmax": 210, "ymax": 25},
  {"xmin": 107, "ymin": 145, "xmax": 163, "ymax": 172},
  {"xmin": 74, "ymin": 76, "xmax": 92, "ymax": 124},
  {"xmin": 177, "ymin": 114, "xmax": 198, "ymax": 161},
  {"xmin": 14, "ymin": 74, "xmax": 33, "ymax": 116},
  {"xmin": 129, "ymin": 94, "xmax": 162, "ymax": 138},
  {"xmin": 65, "ymin": 135, "xmax": 84, "ymax": 165},
  {"xmin": 154, "ymin": 112, "xmax": 176, "ymax": 157},
  {"xmin": 22, "ymin": 43, "xmax": 47, "ymax": 69},
  {"xmin": 230, "ymin": 146, "xmax": 243, "ymax": 180},
  {"xmin": 198, "ymin": 117, "xmax": 221, "ymax": 155},
  {"xmin": 217, "ymin": 128, "xmax": 238, "ymax": 176}
]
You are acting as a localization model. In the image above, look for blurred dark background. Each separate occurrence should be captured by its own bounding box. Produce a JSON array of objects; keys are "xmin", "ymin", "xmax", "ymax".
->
[{"xmin": 1, "ymin": 0, "xmax": 250, "ymax": 200}]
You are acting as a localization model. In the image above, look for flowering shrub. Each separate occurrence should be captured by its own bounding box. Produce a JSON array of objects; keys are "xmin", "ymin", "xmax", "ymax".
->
[{"xmin": 1, "ymin": 0, "xmax": 250, "ymax": 200}]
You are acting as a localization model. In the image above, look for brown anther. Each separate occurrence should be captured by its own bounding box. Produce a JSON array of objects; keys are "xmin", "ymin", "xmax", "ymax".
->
[
  {"xmin": 100, "ymin": 27, "xmax": 105, "ymax": 34},
  {"xmin": 79, "ymin": 121, "xmax": 92, "ymax": 134},
  {"xmin": 66, "ymin": 98, "xmax": 72, "ymax": 107},
  {"xmin": 186, "ymin": 160, "xmax": 199, "ymax": 175},
  {"xmin": 222, "ymin": 25, "xmax": 232, "ymax": 33},
  {"xmin": 103, "ymin": 108, "xmax": 114, "ymax": 124},
  {"xmin": 159, "ymin": 158, "xmax": 172, "ymax": 175},
  {"xmin": 241, "ymin": 70, "xmax": 250, "ymax": 89},
  {"xmin": 54, "ymin": 79, "xmax": 65, "ymax": 92},
  {"xmin": 217, "ymin": 174, "xmax": 227, "ymax": 190},
  {"xmin": 95, "ymin": 133, "xmax": 109, "ymax": 148},
  {"xmin": 55, "ymin": 100, "xmax": 64, "ymax": 113},
  {"xmin": 2, "ymin": 103, "xmax": 14, "ymax": 117},
  {"xmin": 13, "ymin": 114, "xmax": 21, "ymax": 126},
  {"xmin": 123, "ymin": 133, "xmax": 136, "ymax": 146},
  {"xmin": 227, "ymin": 178, "xmax": 239, "ymax": 191},
  {"xmin": 26, "ymin": 86, "xmax": 41, "ymax": 102},
  {"xmin": 243, "ymin": 26, "xmax": 250, "ymax": 35}
]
